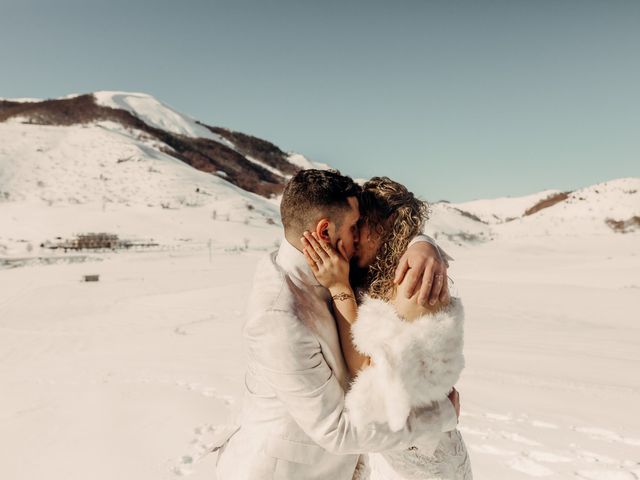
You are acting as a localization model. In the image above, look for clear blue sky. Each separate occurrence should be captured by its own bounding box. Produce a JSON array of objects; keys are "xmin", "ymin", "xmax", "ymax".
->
[{"xmin": 1, "ymin": 0, "xmax": 638, "ymax": 202}]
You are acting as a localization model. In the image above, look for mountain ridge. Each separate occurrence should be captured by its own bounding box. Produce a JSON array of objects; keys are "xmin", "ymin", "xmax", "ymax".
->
[
  {"xmin": 433, "ymin": 177, "xmax": 639, "ymax": 243},
  {"xmin": 0, "ymin": 92, "xmax": 311, "ymax": 197}
]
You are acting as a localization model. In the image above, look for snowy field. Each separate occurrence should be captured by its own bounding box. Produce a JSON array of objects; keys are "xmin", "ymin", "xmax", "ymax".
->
[{"xmin": 1, "ymin": 234, "xmax": 638, "ymax": 480}]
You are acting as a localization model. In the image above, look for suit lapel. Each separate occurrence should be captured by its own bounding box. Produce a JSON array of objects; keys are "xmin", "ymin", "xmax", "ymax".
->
[
  {"xmin": 274, "ymin": 240, "xmax": 351, "ymax": 390},
  {"xmin": 299, "ymin": 290, "xmax": 350, "ymax": 390}
]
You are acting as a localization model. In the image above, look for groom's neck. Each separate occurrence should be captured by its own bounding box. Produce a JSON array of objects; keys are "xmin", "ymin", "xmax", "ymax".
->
[{"xmin": 284, "ymin": 232, "xmax": 303, "ymax": 252}]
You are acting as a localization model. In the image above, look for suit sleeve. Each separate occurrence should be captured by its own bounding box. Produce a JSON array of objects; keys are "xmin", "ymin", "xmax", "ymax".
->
[{"xmin": 244, "ymin": 308, "xmax": 447, "ymax": 455}]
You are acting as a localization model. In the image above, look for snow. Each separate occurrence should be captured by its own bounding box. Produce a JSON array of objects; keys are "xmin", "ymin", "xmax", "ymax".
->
[
  {"xmin": 453, "ymin": 189, "xmax": 562, "ymax": 224},
  {"xmin": 286, "ymin": 151, "xmax": 331, "ymax": 171},
  {"xmin": 0, "ymin": 93, "xmax": 81, "ymax": 103},
  {"xmin": 427, "ymin": 202, "xmax": 495, "ymax": 244},
  {"xmin": 91, "ymin": 92, "xmax": 306, "ymax": 176},
  {"xmin": 0, "ymin": 121, "xmax": 262, "ymax": 209},
  {"xmin": 0, "ymin": 122, "xmax": 281, "ymax": 257},
  {"xmin": 1, "ymin": 230, "xmax": 638, "ymax": 480},
  {"xmin": 2, "ymin": 115, "xmax": 34, "ymax": 125},
  {"xmin": 0, "ymin": 96, "xmax": 43, "ymax": 103},
  {"xmin": 2, "ymin": 91, "xmax": 309, "ymax": 184},
  {"xmin": 244, "ymin": 155, "xmax": 285, "ymax": 177},
  {"xmin": 429, "ymin": 178, "xmax": 640, "ymax": 243},
  {"xmin": 495, "ymin": 177, "xmax": 640, "ymax": 238},
  {"xmin": 93, "ymin": 91, "xmax": 226, "ymax": 142}
]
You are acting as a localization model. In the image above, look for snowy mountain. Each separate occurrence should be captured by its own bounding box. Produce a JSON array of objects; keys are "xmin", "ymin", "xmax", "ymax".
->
[
  {"xmin": 0, "ymin": 92, "xmax": 325, "ymax": 259},
  {"xmin": 0, "ymin": 91, "xmax": 323, "ymax": 198},
  {"xmin": 0, "ymin": 119, "xmax": 284, "ymax": 259},
  {"xmin": 494, "ymin": 178, "xmax": 640, "ymax": 238},
  {"xmin": 452, "ymin": 189, "xmax": 563, "ymax": 224},
  {"xmin": 429, "ymin": 178, "xmax": 640, "ymax": 244},
  {"xmin": 426, "ymin": 202, "xmax": 495, "ymax": 245}
]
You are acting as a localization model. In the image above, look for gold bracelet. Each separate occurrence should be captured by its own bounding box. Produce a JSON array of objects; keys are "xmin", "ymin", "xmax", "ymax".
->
[{"xmin": 331, "ymin": 292, "xmax": 354, "ymax": 302}]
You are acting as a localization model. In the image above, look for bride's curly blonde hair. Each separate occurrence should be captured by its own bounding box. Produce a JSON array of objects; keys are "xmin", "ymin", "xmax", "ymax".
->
[{"xmin": 360, "ymin": 177, "xmax": 429, "ymax": 300}]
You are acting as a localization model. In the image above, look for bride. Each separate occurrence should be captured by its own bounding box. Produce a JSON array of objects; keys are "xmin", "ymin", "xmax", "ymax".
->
[{"xmin": 302, "ymin": 177, "xmax": 473, "ymax": 480}]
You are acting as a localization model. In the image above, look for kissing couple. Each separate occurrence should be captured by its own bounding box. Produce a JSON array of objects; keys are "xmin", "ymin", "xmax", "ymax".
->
[{"xmin": 216, "ymin": 170, "xmax": 472, "ymax": 479}]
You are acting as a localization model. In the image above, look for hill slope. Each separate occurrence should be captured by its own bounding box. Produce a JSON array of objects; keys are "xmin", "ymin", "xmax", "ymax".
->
[
  {"xmin": 437, "ymin": 178, "xmax": 640, "ymax": 243},
  {"xmin": 0, "ymin": 91, "xmax": 322, "ymax": 198}
]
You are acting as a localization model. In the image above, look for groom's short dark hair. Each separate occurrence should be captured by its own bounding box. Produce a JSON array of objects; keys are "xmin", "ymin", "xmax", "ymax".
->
[{"xmin": 281, "ymin": 169, "xmax": 360, "ymax": 234}]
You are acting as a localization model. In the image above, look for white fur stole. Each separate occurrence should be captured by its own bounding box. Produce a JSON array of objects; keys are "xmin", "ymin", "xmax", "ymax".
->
[{"xmin": 345, "ymin": 296, "xmax": 465, "ymax": 432}]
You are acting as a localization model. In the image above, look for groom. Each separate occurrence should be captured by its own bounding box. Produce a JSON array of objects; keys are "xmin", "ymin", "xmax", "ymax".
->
[{"xmin": 216, "ymin": 169, "xmax": 458, "ymax": 479}]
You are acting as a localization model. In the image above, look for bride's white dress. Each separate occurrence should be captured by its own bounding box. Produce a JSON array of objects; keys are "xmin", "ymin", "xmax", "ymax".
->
[
  {"xmin": 367, "ymin": 430, "xmax": 472, "ymax": 479},
  {"xmin": 346, "ymin": 297, "xmax": 473, "ymax": 480}
]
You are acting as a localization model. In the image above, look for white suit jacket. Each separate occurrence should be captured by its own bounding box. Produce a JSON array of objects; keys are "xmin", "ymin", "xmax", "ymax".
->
[{"xmin": 216, "ymin": 239, "xmax": 455, "ymax": 480}]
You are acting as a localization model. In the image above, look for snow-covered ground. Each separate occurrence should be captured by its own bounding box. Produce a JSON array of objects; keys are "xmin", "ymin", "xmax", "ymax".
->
[
  {"xmin": 0, "ymin": 121, "xmax": 282, "ymax": 259},
  {"xmin": 1, "ymin": 231, "xmax": 638, "ymax": 480},
  {"xmin": 453, "ymin": 235, "xmax": 640, "ymax": 480}
]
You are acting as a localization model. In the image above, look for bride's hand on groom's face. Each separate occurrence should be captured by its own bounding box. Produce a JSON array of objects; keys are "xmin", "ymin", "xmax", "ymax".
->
[{"xmin": 301, "ymin": 231, "xmax": 350, "ymax": 290}]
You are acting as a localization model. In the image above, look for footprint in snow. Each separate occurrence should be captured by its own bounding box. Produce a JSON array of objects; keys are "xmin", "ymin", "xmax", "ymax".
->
[
  {"xmin": 173, "ymin": 381, "xmax": 235, "ymax": 404},
  {"xmin": 574, "ymin": 470, "xmax": 638, "ymax": 480},
  {"xmin": 525, "ymin": 450, "xmax": 572, "ymax": 463},
  {"xmin": 506, "ymin": 456, "xmax": 554, "ymax": 477},
  {"xmin": 457, "ymin": 425, "xmax": 490, "ymax": 439},
  {"xmin": 576, "ymin": 450, "xmax": 620, "ymax": 465},
  {"xmin": 484, "ymin": 412, "xmax": 514, "ymax": 422},
  {"xmin": 529, "ymin": 420, "xmax": 558, "ymax": 429},
  {"xmin": 170, "ymin": 424, "xmax": 239, "ymax": 477},
  {"xmin": 572, "ymin": 426, "xmax": 640, "ymax": 447},
  {"xmin": 469, "ymin": 444, "xmax": 516, "ymax": 456},
  {"xmin": 499, "ymin": 431, "xmax": 542, "ymax": 446}
]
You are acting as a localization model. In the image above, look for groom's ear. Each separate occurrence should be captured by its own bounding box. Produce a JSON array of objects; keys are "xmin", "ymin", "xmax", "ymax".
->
[{"xmin": 315, "ymin": 218, "xmax": 332, "ymax": 243}]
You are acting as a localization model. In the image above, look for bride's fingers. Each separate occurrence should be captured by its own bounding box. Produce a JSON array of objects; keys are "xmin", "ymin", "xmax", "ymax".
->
[
  {"xmin": 304, "ymin": 232, "xmax": 329, "ymax": 261},
  {"xmin": 312, "ymin": 232, "xmax": 338, "ymax": 259},
  {"xmin": 301, "ymin": 237, "xmax": 323, "ymax": 264},
  {"xmin": 308, "ymin": 247, "xmax": 323, "ymax": 265},
  {"xmin": 303, "ymin": 248, "xmax": 320, "ymax": 272}
]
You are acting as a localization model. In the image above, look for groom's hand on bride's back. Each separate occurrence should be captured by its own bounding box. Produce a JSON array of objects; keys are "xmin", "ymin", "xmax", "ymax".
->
[{"xmin": 394, "ymin": 242, "xmax": 450, "ymax": 307}]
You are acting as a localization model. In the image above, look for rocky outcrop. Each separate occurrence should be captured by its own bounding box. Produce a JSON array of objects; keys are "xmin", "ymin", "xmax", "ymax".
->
[{"xmin": 524, "ymin": 192, "xmax": 570, "ymax": 216}]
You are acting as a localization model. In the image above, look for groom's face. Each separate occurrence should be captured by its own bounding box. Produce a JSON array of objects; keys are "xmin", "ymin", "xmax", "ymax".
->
[
  {"xmin": 329, "ymin": 196, "xmax": 360, "ymax": 260},
  {"xmin": 354, "ymin": 219, "xmax": 384, "ymax": 269}
]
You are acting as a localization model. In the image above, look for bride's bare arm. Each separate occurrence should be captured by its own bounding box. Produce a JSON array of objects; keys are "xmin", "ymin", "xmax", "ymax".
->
[
  {"xmin": 328, "ymin": 285, "xmax": 371, "ymax": 376},
  {"xmin": 301, "ymin": 232, "xmax": 370, "ymax": 377}
]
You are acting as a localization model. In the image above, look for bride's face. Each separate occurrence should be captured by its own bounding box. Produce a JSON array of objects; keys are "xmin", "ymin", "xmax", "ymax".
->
[{"xmin": 355, "ymin": 220, "xmax": 384, "ymax": 268}]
